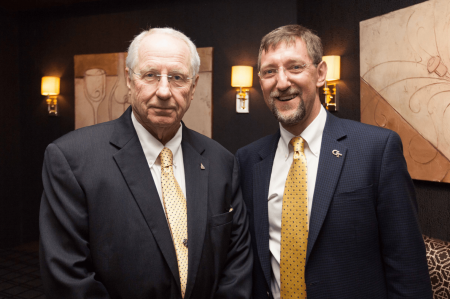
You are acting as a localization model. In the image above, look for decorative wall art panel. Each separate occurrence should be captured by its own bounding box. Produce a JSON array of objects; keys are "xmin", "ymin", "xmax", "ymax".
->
[
  {"xmin": 74, "ymin": 47, "xmax": 213, "ymax": 138},
  {"xmin": 360, "ymin": 0, "xmax": 450, "ymax": 183}
]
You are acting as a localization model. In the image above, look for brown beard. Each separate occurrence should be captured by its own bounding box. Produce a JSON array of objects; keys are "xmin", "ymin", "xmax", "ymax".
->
[{"xmin": 268, "ymin": 88, "xmax": 306, "ymax": 125}]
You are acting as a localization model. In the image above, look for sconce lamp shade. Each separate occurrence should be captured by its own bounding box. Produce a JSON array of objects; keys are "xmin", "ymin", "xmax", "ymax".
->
[
  {"xmin": 322, "ymin": 55, "xmax": 340, "ymax": 81},
  {"xmin": 41, "ymin": 76, "xmax": 60, "ymax": 95},
  {"xmin": 231, "ymin": 66, "xmax": 253, "ymax": 87}
]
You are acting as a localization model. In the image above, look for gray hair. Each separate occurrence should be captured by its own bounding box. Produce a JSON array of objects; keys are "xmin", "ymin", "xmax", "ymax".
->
[
  {"xmin": 258, "ymin": 24, "xmax": 323, "ymax": 70},
  {"xmin": 126, "ymin": 27, "xmax": 200, "ymax": 79}
]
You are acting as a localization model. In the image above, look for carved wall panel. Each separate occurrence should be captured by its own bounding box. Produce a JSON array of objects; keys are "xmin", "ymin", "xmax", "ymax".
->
[
  {"xmin": 360, "ymin": 0, "xmax": 450, "ymax": 183},
  {"xmin": 74, "ymin": 47, "xmax": 213, "ymax": 138}
]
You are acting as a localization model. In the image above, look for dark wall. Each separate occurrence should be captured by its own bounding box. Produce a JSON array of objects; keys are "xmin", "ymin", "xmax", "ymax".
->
[
  {"xmin": 0, "ymin": 11, "xmax": 22, "ymax": 248},
  {"xmin": 297, "ymin": 0, "xmax": 450, "ymax": 241},
  {"xmin": 3, "ymin": 0, "xmax": 448, "ymax": 248},
  {"xmin": 5, "ymin": 0, "xmax": 296, "ymax": 248}
]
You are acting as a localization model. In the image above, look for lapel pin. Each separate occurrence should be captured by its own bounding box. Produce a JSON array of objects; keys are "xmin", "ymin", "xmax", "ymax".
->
[
  {"xmin": 229, "ymin": 207, "xmax": 233, "ymax": 212},
  {"xmin": 200, "ymin": 163, "xmax": 205, "ymax": 170},
  {"xmin": 332, "ymin": 149, "xmax": 342, "ymax": 157},
  {"xmin": 183, "ymin": 239, "xmax": 188, "ymax": 248}
]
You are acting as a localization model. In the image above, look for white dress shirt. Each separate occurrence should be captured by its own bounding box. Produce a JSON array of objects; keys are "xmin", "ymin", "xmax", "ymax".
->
[
  {"xmin": 268, "ymin": 106, "xmax": 327, "ymax": 299},
  {"xmin": 131, "ymin": 112, "xmax": 186, "ymax": 211}
]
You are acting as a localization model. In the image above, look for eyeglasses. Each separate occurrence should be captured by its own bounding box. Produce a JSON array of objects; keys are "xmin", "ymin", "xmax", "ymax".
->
[
  {"xmin": 258, "ymin": 63, "xmax": 317, "ymax": 80},
  {"xmin": 129, "ymin": 69, "xmax": 194, "ymax": 88}
]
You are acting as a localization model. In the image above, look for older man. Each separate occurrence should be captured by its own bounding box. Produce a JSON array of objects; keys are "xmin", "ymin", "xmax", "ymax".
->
[
  {"xmin": 40, "ymin": 28, "xmax": 252, "ymax": 299},
  {"xmin": 236, "ymin": 25, "xmax": 432, "ymax": 298}
]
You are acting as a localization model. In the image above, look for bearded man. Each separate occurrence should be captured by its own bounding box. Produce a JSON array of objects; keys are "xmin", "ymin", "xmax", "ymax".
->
[{"xmin": 236, "ymin": 24, "xmax": 431, "ymax": 299}]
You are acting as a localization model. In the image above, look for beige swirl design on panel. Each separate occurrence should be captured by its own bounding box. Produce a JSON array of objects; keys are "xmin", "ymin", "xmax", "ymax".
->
[{"xmin": 360, "ymin": 0, "xmax": 450, "ymax": 183}]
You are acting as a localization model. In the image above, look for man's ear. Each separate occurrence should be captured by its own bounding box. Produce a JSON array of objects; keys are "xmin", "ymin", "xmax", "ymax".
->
[
  {"xmin": 190, "ymin": 74, "xmax": 200, "ymax": 101},
  {"xmin": 126, "ymin": 68, "xmax": 132, "ymax": 89},
  {"xmin": 316, "ymin": 60, "xmax": 327, "ymax": 88}
]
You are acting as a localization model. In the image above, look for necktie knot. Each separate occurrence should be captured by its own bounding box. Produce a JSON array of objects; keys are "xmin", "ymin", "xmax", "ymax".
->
[
  {"xmin": 160, "ymin": 147, "xmax": 173, "ymax": 168},
  {"xmin": 290, "ymin": 136, "xmax": 305, "ymax": 155}
]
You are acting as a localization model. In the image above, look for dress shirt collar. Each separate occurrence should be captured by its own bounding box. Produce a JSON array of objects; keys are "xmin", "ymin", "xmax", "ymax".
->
[
  {"xmin": 131, "ymin": 112, "xmax": 183, "ymax": 167},
  {"xmin": 279, "ymin": 105, "xmax": 327, "ymax": 160}
]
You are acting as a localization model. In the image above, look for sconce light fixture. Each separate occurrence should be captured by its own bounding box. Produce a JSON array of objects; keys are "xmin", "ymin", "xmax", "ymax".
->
[
  {"xmin": 41, "ymin": 76, "xmax": 60, "ymax": 116},
  {"xmin": 322, "ymin": 55, "xmax": 340, "ymax": 111},
  {"xmin": 231, "ymin": 66, "xmax": 253, "ymax": 113}
]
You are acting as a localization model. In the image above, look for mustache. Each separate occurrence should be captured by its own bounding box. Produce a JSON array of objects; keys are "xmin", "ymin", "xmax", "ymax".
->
[{"xmin": 269, "ymin": 87, "xmax": 302, "ymax": 99}]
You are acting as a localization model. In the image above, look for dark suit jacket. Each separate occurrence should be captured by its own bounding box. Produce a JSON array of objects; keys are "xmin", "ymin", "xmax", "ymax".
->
[
  {"xmin": 235, "ymin": 112, "xmax": 432, "ymax": 299},
  {"xmin": 39, "ymin": 107, "xmax": 252, "ymax": 299}
]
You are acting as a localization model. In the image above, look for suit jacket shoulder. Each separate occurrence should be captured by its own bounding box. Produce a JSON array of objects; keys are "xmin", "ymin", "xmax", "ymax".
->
[
  {"xmin": 54, "ymin": 119, "xmax": 117, "ymax": 147},
  {"xmin": 329, "ymin": 114, "xmax": 393, "ymax": 135},
  {"xmin": 322, "ymin": 113, "xmax": 405, "ymax": 166},
  {"xmin": 236, "ymin": 132, "xmax": 280, "ymax": 166},
  {"xmin": 46, "ymin": 116, "xmax": 126, "ymax": 174},
  {"xmin": 183, "ymin": 125, "xmax": 234, "ymax": 160}
]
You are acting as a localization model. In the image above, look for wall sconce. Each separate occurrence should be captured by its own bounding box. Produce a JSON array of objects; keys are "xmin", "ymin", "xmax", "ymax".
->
[
  {"xmin": 41, "ymin": 76, "xmax": 60, "ymax": 116},
  {"xmin": 322, "ymin": 55, "xmax": 340, "ymax": 111},
  {"xmin": 231, "ymin": 66, "xmax": 253, "ymax": 113}
]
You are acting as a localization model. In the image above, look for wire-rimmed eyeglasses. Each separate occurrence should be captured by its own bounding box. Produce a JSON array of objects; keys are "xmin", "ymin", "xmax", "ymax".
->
[
  {"xmin": 129, "ymin": 68, "xmax": 194, "ymax": 88},
  {"xmin": 258, "ymin": 63, "xmax": 317, "ymax": 80}
]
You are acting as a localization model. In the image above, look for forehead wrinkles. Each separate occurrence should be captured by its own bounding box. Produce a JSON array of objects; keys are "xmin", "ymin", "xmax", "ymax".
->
[
  {"xmin": 139, "ymin": 51, "xmax": 189, "ymax": 69},
  {"xmin": 139, "ymin": 61, "xmax": 189, "ymax": 74},
  {"xmin": 261, "ymin": 42, "xmax": 309, "ymax": 69},
  {"xmin": 137, "ymin": 35, "xmax": 191, "ymax": 72},
  {"xmin": 261, "ymin": 51, "xmax": 306, "ymax": 70}
]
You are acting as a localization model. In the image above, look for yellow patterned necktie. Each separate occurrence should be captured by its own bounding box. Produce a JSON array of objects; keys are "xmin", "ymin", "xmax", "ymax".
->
[
  {"xmin": 160, "ymin": 147, "xmax": 188, "ymax": 298},
  {"xmin": 280, "ymin": 137, "xmax": 308, "ymax": 298}
]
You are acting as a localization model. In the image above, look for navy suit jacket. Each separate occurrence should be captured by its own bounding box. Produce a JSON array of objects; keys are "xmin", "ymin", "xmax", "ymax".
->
[
  {"xmin": 39, "ymin": 107, "xmax": 252, "ymax": 299},
  {"xmin": 236, "ymin": 111, "xmax": 432, "ymax": 299}
]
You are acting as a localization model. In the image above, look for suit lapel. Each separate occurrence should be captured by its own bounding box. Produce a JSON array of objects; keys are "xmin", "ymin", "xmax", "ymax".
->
[
  {"xmin": 110, "ymin": 108, "xmax": 181, "ymax": 290},
  {"xmin": 181, "ymin": 126, "xmax": 208, "ymax": 299},
  {"xmin": 253, "ymin": 131, "xmax": 280, "ymax": 289},
  {"xmin": 306, "ymin": 112, "xmax": 347, "ymax": 263}
]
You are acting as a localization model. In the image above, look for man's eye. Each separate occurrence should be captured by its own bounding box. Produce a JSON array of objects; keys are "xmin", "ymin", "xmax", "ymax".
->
[
  {"xmin": 172, "ymin": 75, "xmax": 183, "ymax": 81},
  {"xmin": 290, "ymin": 65, "xmax": 305, "ymax": 72},
  {"xmin": 264, "ymin": 69, "xmax": 276, "ymax": 75},
  {"xmin": 145, "ymin": 72, "xmax": 156, "ymax": 78}
]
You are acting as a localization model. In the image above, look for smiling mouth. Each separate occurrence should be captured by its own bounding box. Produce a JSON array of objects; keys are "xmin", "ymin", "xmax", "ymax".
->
[{"xmin": 276, "ymin": 94, "xmax": 298, "ymax": 102}]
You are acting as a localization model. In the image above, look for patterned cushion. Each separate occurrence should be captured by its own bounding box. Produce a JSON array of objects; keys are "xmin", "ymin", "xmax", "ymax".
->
[{"xmin": 423, "ymin": 235, "xmax": 450, "ymax": 299}]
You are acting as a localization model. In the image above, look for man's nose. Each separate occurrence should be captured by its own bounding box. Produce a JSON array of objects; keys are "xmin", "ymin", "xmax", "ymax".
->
[
  {"xmin": 156, "ymin": 76, "xmax": 172, "ymax": 100},
  {"xmin": 275, "ymin": 68, "xmax": 291, "ymax": 91}
]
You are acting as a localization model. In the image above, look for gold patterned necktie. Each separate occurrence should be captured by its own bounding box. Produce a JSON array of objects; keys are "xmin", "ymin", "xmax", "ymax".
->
[
  {"xmin": 280, "ymin": 137, "xmax": 308, "ymax": 298},
  {"xmin": 160, "ymin": 147, "xmax": 188, "ymax": 298}
]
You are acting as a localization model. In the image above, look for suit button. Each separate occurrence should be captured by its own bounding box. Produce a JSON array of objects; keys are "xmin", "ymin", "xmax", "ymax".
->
[{"xmin": 267, "ymin": 291, "xmax": 269, "ymax": 297}]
